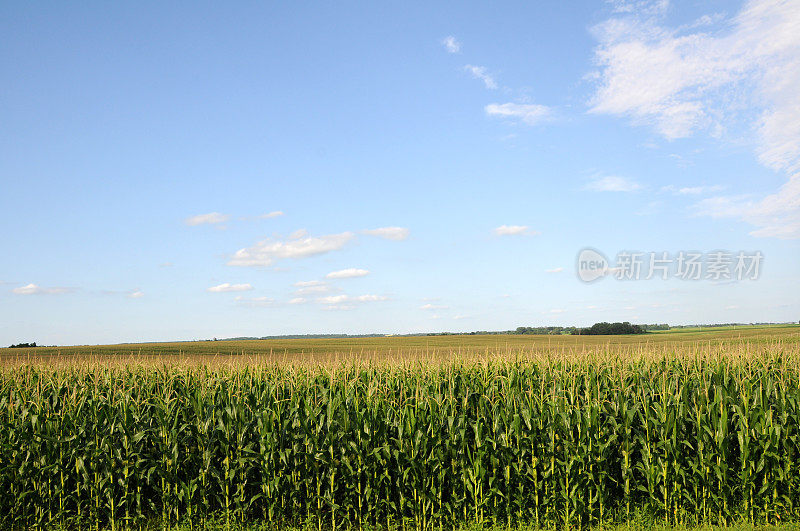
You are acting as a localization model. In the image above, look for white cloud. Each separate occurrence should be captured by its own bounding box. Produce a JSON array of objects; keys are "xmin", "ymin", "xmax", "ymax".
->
[
  {"xmin": 589, "ymin": 0, "xmax": 800, "ymax": 238},
  {"xmin": 362, "ymin": 227, "xmax": 409, "ymax": 241},
  {"xmin": 101, "ymin": 288, "xmax": 145, "ymax": 298},
  {"xmin": 464, "ymin": 65, "xmax": 497, "ymax": 89},
  {"xmin": 661, "ymin": 184, "xmax": 725, "ymax": 195},
  {"xmin": 319, "ymin": 295, "xmax": 349, "ymax": 304},
  {"xmin": 288, "ymin": 297, "xmax": 307, "ymax": 304},
  {"xmin": 694, "ymin": 175, "xmax": 800, "ymax": 239},
  {"xmin": 207, "ymin": 283, "xmax": 253, "ymax": 293},
  {"xmin": 294, "ymin": 280, "xmax": 325, "ymax": 288},
  {"xmin": 240, "ymin": 211, "xmax": 285, "ymax": 222},
  {"xmin": 12, "ymin": 283, "xmax": 71, "ymax": 295},
  {"xmin": 442, "ymin": 35, "xmax": 461, "ymax": 53},
  {"xmin": 745, "ymin": 175, "xmax": 800, "ymax": 238},
  {"xmin": 326, "ymin": 268, "xmax": 370, "ymax": 279},
  {"xmin": 420, "ymin": 303, "xmax": 448, "ymax": 310},
  {"xmin": 584, "ymin": 175, "xmax": 642, "ymax": 192},
  {"xmin": 550, "ymin": 308, "xmax": 567, "ymax": 314},
  {"xmin": 607, "ymin": 0, "xmax": 669, "ymax": 16},
  {"xmin": 493, "ymin": 225, "xmax": 539, "ymax": 236},
  {"xmin": 546, "ymin": 267, "xmax": 564, "ymax": 273},
  {"xmin": 289, "ymin": 228, "xmax": 308, "ymax": 239},
  {"xmin": 185, "ymin": 212, "xmax": 229, "ymax": 226},
  {"xmin": 228, "ymin": 232, "xmax": 355, "ymax": 266},
  {"xmin": 485, "ymin": 103, "xmax": 551, "ymax": 125},
  {"xmin": 319, "ymin": 294, "xmax": 388, "ymax": 305}
]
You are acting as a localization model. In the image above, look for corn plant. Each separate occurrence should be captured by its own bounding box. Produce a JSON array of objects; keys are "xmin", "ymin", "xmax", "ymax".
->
[{"xmin": 1, "ymin": 350, "xmax": 800, "ymax": 529}]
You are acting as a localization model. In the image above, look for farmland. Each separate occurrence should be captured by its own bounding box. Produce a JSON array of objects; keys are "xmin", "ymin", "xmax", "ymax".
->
[
  {"xmin": 1, "ymin": 325, "xmax": 800, "ymax": 530},
  {"xmin": 2, "ymin": 324, "xmax": 797, "ymax": 369}
]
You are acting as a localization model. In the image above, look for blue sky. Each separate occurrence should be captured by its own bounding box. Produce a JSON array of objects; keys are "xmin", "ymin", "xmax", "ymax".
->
[{"xmin": 2, "ymin": 0, "xmax": 799, "ymax": 345}]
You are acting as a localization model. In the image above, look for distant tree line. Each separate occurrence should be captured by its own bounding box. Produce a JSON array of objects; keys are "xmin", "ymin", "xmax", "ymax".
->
[
  {"xmin": 641, "ymin": 323, "xmax": 670, "ymax": 331},
  {"xmin": 8, "ymin": 342, "xmax": 37, "ymax": 348},
  {"xmin": 573, "ymin": 322, "xmax": 646, "ymax": 335},
  {"xmin": 514, "ymin": 326, "xmax": 579, "ymax": 335}
]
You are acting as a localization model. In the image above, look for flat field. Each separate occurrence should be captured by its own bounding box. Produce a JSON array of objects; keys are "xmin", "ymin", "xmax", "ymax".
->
[{"xmin": 2, "ymin": 323, "xmax": 798, "ymax": 368}]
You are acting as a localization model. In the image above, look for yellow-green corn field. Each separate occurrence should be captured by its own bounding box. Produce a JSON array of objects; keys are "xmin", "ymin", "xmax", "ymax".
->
[{"xmin": 2, "ymin": 343, "xmax": 800, "ymax": 529}]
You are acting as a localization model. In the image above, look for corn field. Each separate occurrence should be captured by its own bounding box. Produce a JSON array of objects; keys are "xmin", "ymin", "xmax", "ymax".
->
[{"xmin": 2, "ymin": 348, "xmax": 800, "ymax": 529}]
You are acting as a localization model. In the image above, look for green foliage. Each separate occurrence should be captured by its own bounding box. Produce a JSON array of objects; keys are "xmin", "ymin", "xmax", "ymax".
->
[
  {"xmin": 514, "ymin": 326, "xmax": 579, "ymax": 335},
  {"xmin": 575, "ymin": 322, "xmax": 646, "ymax": 335},
  {"xmin": 1, "ymin": 357, "xmax": 800, "ymax": 529}
]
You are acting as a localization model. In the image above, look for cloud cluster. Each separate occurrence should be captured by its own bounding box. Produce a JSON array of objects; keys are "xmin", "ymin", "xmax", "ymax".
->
[
  {"xmin": 442, "ymin": 36, "xmax": 461, "ymax": 53},
  {"xmin": 607, "ymin": 0, "xmax": 669, "ymax": 16},
  {"xmin": 693, "ymin": 175, "xmax": 800, "ymax": 239},
  {"xmin": 185, "ymin": 212, "xmax": 229, "ymax": 226},
  {"xmin": 493, "ymin": 225, "xmax": 539, "ymax": 236},
  {"xmin": 326, "ymin": 268, "xmax": 370, "ymax": 279},
  {"xmin": 485, "ymin": 103, "xmax": 551, "ymax": 125},
  {"xmin": 320, "ymin": 294, "xmax": 387, "ymax": 304},
  {"xmin": 442, "ymin": 36, "xmax": 551, "ymax": 128},
  {"xmin": 589, "ymin": 0, "xmax": 800, "ymax": 238},
  {"xmin": 464, "ymin": 65, "xmax": 497, "ymax": 89},
  {"xmin": 12, "ymin": 283, "xmax": 71, "ymax": 295},
  {"xmin": 294, "ymin": 280, "xmax": 325, "ymax": 288},
  {"xmin": 229, "ymin": 232, "xmax": 355, "ymax": 267},
  {"xmin": 229, "ymin": 226, "xmax": 409, "ymax": 268}
]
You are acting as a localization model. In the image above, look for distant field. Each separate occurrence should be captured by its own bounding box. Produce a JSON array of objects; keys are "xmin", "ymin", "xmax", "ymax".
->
[
  {"xmin": 650, "ymin": 324, "xmax": 800, "ymax": 334},
  {"xmin": 2, "ymin": 324, "xmax": 799, "ymax": 369}
]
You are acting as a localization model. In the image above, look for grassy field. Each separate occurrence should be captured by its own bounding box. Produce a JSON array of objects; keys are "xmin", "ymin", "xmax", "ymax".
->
[
  {"xmin": 2, "ymin": 323, "xmax": 798, "ymax": 368},
  {"xmin": 2, "ymin": 325, "xmax": 800, "ymax": 530}
]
